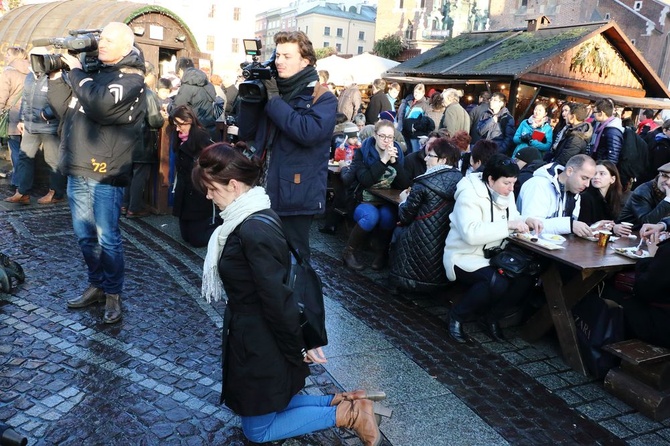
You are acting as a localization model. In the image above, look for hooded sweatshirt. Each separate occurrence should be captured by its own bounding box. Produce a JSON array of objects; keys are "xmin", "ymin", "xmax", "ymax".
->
[{"xmin": 517, "ymin": 162, "xmax": 581, "ymax": 235}]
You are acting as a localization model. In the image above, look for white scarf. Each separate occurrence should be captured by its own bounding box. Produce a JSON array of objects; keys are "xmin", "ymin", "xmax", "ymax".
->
[{"xmin": 201, "ymin": 186, "xmax": 271, "ymax": 303}]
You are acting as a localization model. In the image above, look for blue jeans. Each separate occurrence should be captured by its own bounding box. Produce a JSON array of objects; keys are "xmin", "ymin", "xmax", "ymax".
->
[
  {"xmin": 67, "ymin": 176, "xmax": 125, "ymax": 295},
  {"xmin": 240, "ymin": 394, "xmax": 336, "ymax": 443},
  {"xmin": 8, "ymin": 135, "xmax": 21, "ymax": 186},
  {"xmin": 353, "ymin": 203, "xmax": 398, "ymax": 232}
]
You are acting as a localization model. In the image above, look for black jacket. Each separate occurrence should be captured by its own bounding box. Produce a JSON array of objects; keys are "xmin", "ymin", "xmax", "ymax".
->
[
  {"xmin": 48, "ymin": 51, "xmax": 146, "ymax": 185},
  {"xmin": 220, "ymin": 209, "xmax": 309, "ymax": 416},
  {"xmin": 578, "ymin": 185, "xmax": 614, "ymax": 226},
  {"xmin": 365, "ymin": 90, "xmax": 391, "ymax": 125},
  {"xmin": 618, "ymin": 179, "xmax": 670, "ymax": 228},
  {"xmin": 404, "ymin": 148, "xmax": 427, "ymax": 180},
  {"xmin": 514, "ymin": 159, "xmax": 545, "ymax": 198},
  {"xmin": 390, "ymin": 166, "xmax": 462, "ymax": 292},
  {"xmin": 172, "ymin": 127, "xmax": 215, "ymax": 221},
  {"xmin": 549, "ymin": 121, "xmax": 592, "ymax": 166},
  {"xmin": 172, "ymin": 67, "xmax": 217, "ymax": 139}
]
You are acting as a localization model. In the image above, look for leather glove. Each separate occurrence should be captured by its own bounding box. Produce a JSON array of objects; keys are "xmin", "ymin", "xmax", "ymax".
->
[
  {"xmin": 263, "ymin": 78, "xmax": 279, "ymax": 101},
  {"xmin": 520, "ymin": 133, "xmax": 532, "ymax": 143}
]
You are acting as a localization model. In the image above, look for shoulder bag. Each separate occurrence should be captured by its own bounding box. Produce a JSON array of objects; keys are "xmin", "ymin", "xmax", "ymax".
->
[
  {"xmin": 0, "ymin": 90, "xmax": 23, "ymax": 139},
  {"xmin": 246, "ymin": 214, "xmax": 328, "ymax": 349}
]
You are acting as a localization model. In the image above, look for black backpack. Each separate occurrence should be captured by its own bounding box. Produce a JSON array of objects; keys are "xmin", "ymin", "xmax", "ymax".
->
[
  {"xmin": 618, "ymin": 127, "xmax": 649, "ymax": 190},
  {"xmin": 246, "ymin": 214, "xmax": 328, "ymax": 350}
]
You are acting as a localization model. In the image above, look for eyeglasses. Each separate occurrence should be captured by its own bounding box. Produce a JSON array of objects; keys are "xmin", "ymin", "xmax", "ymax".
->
[{"xmin": 376, "ymin": 133, "xmax": 394, "ymax": 141}]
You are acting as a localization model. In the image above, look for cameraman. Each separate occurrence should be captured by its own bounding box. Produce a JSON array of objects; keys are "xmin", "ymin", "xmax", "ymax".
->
[
  {"xmin": 47, "ymin": 22, "xmax": 146, "ymax": 324},
  {"xmin": 239, "ymin": 31, "xmax": 337, "ymax": 261}
]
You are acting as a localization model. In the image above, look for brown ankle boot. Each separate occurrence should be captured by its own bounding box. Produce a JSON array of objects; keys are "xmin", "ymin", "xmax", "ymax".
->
[
  {"xmin": 331, "ymin": 389, "xmax": 387, "ymax": 406},
  {"xmin": 335, "ymin": 400, "xmax": 381, "ymax": 446},
  {"xmin": 342, "ymin": 246, "xmax": 364, "ymax": 271}
]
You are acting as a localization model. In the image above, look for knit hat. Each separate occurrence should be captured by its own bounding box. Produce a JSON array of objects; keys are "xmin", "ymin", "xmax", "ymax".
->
[
  {"xmin": 378, "ymin": 110, "xmax": 396, "ymax": 122},
  {"xmin": 514, "ymin": 146, "xmax": 542, "ymax": 164},
  {"xmin": 343, "ymin": 122, "xmax": 359, "ymax": 138}
]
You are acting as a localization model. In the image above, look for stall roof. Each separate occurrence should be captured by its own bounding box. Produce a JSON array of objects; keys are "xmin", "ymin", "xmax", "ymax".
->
[
  {"xmin": 0, "ymin": 0, "xmax": 198, "ymax": 53},
  {"xmin": 384, "ymin": 20, "xmax": 670, "ymax": 103}
]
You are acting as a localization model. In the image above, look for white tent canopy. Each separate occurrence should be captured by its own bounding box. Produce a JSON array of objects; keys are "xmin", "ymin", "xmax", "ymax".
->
[{"xmin": 316, "ymin": 52, "xmax": 400, "ymax": 86}]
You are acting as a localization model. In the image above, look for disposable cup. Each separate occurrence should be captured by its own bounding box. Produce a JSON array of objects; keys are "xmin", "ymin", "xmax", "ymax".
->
[{"xmin": 597, "ymin": 230, "xmax": 612, "ymax": 247}]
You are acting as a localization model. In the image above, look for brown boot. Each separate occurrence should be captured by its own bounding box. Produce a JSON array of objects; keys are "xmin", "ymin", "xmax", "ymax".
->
[
  {"xmin": 37, "ymin": 189, "xmax": 64, "ymax": 204},
  {"xmin": 4, "ymin": 191, "xmax": 30, "ymax": 204},
  {"xmin": 67, "ymin": 285, "xmax": 105, "ymax": 308},
  {"xmin": 335, "ymin": 400, "xmax": 381, "ymax": 446},
  {"xmin": 103, "ymin": 294, "xmax": 122, "ymax": 324},
  {"xmin": 331, "ymin": 389, "xmax": 387, "ymax": 406},
  {"xmin": 371, "ymin": 229, "xmax": 393, "ymax": 271},
  {"xmin": 342, "ymin": 224, "xmax": 368, "ymax": 271}
]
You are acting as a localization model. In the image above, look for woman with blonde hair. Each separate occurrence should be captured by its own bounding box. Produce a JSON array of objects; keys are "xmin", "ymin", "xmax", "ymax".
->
[{"xmin": 440, "ymin": 88, "xmax": 470, "ymax": 135}]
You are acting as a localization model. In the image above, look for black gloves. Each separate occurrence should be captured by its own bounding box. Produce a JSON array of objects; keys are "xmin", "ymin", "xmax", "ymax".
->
[
  {"xmin": 520, "ymin": 133, "xmax": 532, "ymax": 144},
  {"xmin": 263, "ymin": 78, "xmax": 279, "ymax": 100}
]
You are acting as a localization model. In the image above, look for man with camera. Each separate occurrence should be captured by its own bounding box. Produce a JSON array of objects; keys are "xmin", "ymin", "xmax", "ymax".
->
[
  {"xmin": 239, "ymin": 31, "xmax": 337, "ymax": 261},
  {"xmin": 47, "ymin": 22, "xmax": 146, "ymax": 324}
]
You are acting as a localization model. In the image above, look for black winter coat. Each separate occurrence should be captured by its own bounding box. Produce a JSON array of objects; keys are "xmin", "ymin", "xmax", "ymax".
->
[
  {"xmin": 578, "ymin": 185, "xmax": 614, "ymax": 226},
  {"xmin": 390, "ymin": 166, "xmax": 462, "ymax": 292},
  {"xmin": 365, "ymin": 90, "xmax": 392, "ymax": 125},
  {"xmin": 172, "ymin": 127, "xmax": 216, "ymax": 221},
  {"xmin": 220, "ymin": 209, "xmax": 309, "ymax": 416},
  {"xmin": 618, "ymin": 179, "xmax": 670, "ymax": 229},
  {"xmin": 404, "ymin": 148, "xmax": 427, "ymax": 180},
  {"xmin": 549, "ymin": 122, "xmax": 592, "ymax": 166},
  {"xmin": 172, "ymin": 68, "xmax": 217, "ymax": 139}
]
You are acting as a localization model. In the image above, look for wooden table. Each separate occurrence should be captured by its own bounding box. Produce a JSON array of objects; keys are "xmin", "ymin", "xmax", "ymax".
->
[
  {"xmin": 510, "ymin": 234, "xmax": 639, "ymax": 375},
  {"xmin": 366, "ymin": 188, "xmax": 403, "ymax": 205}
]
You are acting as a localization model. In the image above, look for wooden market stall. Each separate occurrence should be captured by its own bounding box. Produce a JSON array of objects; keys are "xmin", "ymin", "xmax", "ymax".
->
[{"xmin": 383, "ymin": 18, "xmax": 670, "ymax": 122}]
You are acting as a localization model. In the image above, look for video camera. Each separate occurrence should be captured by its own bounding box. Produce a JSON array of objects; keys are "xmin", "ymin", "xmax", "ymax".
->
[
  {"xmin": 30, "ymin": 29, "xmax": 102, "ymax": 75},
  {"xmin": 238, "ymin": 39, "xmax": 277, "ymax": 103}
]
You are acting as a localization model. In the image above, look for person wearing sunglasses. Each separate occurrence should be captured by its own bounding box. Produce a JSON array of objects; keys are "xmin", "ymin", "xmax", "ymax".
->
[
  {"xmin": 444, "ymin": 154, "xmax": 543, "ymax": 343},
  {"xmin": 342, "ymin": 119, "xmax": 410, "ymax": 271}
]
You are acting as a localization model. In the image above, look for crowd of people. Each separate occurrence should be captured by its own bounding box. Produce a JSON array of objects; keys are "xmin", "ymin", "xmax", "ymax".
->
[{"xmin": 3, "ymin": 25, "xmax": 670, "ymax": 446}]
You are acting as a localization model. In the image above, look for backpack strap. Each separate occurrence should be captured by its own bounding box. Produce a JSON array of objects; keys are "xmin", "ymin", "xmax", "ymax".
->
[{"xmin": 245, "ymin": 214, "xmax": 304, "ymax": 263}]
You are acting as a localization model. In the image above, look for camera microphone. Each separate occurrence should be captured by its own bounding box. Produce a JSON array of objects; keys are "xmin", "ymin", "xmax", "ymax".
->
[{"xmin": 32, "ymin": 38, "xmax": 54, "ymax": 47}]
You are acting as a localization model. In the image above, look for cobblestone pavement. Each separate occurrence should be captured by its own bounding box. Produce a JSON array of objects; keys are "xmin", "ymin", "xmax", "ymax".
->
[{"xmin": 2, "ymin": 179, "xmax": 670, "ymax": 445}]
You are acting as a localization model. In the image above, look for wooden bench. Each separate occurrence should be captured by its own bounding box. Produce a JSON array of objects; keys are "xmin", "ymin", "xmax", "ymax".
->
[{"xmin": 603, "ymin": 339, "xmax": 670, "ymax": 420}]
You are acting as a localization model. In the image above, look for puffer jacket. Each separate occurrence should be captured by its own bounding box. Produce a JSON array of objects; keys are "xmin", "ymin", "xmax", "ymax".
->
[
  {"xmin": 47, "ymin": 50, "xmax": 146, "ymax": 185},
  {"xmin": 172, "ymin": 67, "xmax": 217, "ymax": 139},
  {"xmin": 20, "ymin": 72, "xmax": 59, "ymax": 135},
  {"xmin": 516, "ymin": 162, "xmax": 582, "ymax": 234},
  {"xmin": 618, "ymin": 178, "xmax": 670, "ymax": 229},
  {"xmin": 592, "ymin": 117, "xmax": 624, "ymax": 163},
  {"xmin": 549, "ymin": 121, "xmax": 592, "ymax": 166},
  {"xmin": 443, "ymin": 173, "xmax": 522, "ymax": 281},
  {"xmin": 0, "ymin": 57, "xmax": 30, "ymax": 135},
  {"xmin": 391, "ymin": 165, "xmax": 462, "ymax": 292}
]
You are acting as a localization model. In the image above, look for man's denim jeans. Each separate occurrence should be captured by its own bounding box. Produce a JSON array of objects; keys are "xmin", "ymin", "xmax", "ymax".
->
[{"xmin": 67, "ymin": 176, "xmax": 124, "ymax": 294}]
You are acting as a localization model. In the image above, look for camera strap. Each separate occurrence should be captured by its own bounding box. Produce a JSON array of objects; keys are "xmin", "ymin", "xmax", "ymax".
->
[{"xmin": 482, "ymin": 188, "xmax": 509, "ymax": 254}]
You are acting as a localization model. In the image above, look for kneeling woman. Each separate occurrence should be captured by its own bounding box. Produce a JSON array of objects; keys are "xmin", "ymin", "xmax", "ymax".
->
[
  {"xmin": 342, "ymin": 119, "xmax": 411, "ymax": 271},
  {"xmin": 390, "ymin": 137, "xmax": 463, "ymax": 293},
  {"xmin": 443, "ymin": 154, "xmax": 543, "ymax": 343},
  {"xmin": 193, "ymin": 143, "xmax": 384, "ymax": 446}
]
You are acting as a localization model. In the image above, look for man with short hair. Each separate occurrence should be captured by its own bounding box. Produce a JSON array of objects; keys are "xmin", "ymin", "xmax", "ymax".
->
[
  {"xmin": 171, "ymin": 57, "xmax": 218, "ymax": 140},
  {"xmin": 589, "ymin": 98, "xmax": 624, "ymax": 163},
  {"xmin": 0, "ymin": 46, "xmax": 30, "ymax": 187},
  {"xmin": 518, "ymin": 154, "xmax": 596, "ymax": 235},
  {"xmin": 365, "ymin": 78, "xmax": 391, "ymax": 125},
  {"xmin": 48, "ymin": 22, "xmax": 146, "ymax": 324},
  {"xmin": 619, "ymin": 162, "xmax": 670, "ymax": 228},
  {"xmin": 547, "ymin": 102, "xmax": 592, "ymax": 166},
  {"xmin": 239, "ymin": 31, "xmax": 337, "ymax": 261}
]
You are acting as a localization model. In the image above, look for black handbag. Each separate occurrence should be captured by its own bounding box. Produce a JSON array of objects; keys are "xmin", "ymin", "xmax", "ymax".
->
[
  {"xmin": 489, "ymin": 244, "xmax": 542, "ymax": 278},
  {"xmin": 246, "ymin": 214, "xmax": 328, "ymax": 350}
]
